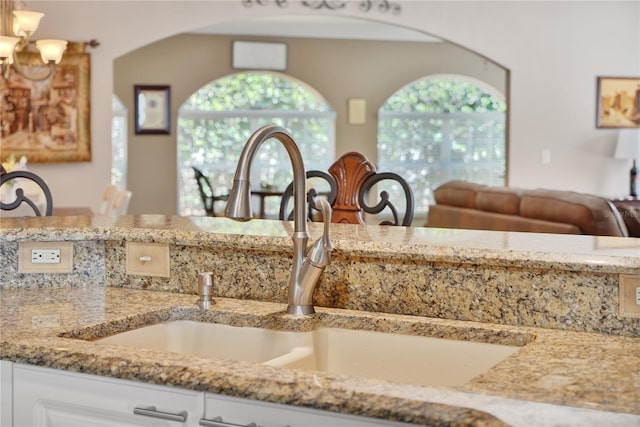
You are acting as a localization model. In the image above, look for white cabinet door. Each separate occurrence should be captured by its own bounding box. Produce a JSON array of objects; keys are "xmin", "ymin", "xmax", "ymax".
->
[
  {"xmin": 0, "ymin": 361, "xmax": 12, "ymax": 427},
  {"xmin": 12, "ymin": 364, "xmax": 204, "ymax": 427},
  {"xmin": 9, "ymin": 363, "xmax": 414, "ymax": 427},
  {"xmin": 202, "ymin": 393, "xmax": 414, "ymax": 427}
]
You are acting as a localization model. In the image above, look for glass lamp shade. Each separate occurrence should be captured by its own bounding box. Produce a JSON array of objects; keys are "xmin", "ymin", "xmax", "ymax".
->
[
  {"xmin": 12, "ymin": 10, "xmax": 44, "ymax": 36},
  {"xmin": 0, "ymin": 36, "xmax": 19, "ymax": 62},
  {"xmin": 35, "ymin": 39, "xmax": 67, "ymax": 64}
]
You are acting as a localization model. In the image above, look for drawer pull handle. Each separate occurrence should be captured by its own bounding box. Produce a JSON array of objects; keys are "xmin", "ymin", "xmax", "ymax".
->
[
  {"xmin": 139, "ymin": 255, "xmax": 152, "ymax": 262},
  {"xmin": 133, "ymin": 405, "xmax": 188, "ymax": 422},
  {"xmin": 199, "ymin": 416, "xmax": 258, "ymax": 427}
]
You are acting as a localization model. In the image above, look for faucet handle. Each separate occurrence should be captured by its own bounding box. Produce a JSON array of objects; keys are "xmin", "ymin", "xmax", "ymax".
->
[
  {"xmin": 306, "ymin": 198, "xmax": 333, "ymax": 268},
  {"xmin": 317, "ymin": 198, "xmax": 333, "ymax": 252}
]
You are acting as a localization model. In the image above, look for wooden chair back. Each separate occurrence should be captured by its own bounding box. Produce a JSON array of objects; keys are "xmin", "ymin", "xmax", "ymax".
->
[
  {"xmin": 97, "ymin": 184, "xmax": 117, "ymax": 215},
  {"xmin": 279, "ymin": 152, "xmax": 414, "ymax": 226},
  {"xmin": 110, "ymin": 190, "xmax": 132, "ymax": 217}
]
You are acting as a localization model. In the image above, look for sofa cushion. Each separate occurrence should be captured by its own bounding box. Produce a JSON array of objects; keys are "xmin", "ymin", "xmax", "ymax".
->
[
  {"xmin": 476, "ymin": 187, "xmax": 522, "ymax": 215},
  {"xmin": 520, "ymin": 190, "xmax": 628, "ymax": 236},
  {"xmin": 433, "ymin": 180, "xmax": 486, "ymax": 209}
]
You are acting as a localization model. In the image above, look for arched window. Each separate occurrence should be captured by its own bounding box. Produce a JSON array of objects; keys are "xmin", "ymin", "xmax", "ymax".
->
[
  {"xmin": 111, "ymin": 95, "xmax": 127, "ymax": 188},
  {"xmin": 178, "ymin": 72, "xmax": 336, "ymax": 216},
  {"xmin": 378, "ymin": 75, "xmax": 506, "ymax": 215}
]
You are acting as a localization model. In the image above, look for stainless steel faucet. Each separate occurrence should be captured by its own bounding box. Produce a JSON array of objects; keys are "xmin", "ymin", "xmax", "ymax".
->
[{"xmin": 225, "ymin": 125, "xmax": 333, "ymax": 315}]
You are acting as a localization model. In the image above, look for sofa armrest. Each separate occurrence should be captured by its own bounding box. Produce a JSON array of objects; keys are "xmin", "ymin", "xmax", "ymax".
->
[
  {"xmin": 612, "ymin": 200, "xmax": 640, "ymax": 238},
  {"xmin": 520, "ymin": 190, "xmax": 628, "ymax": 237}
]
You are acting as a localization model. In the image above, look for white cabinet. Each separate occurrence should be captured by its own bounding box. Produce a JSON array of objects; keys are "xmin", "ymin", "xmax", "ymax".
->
[
  {"xmin": 8, "ymin": 363, "xmax": 414, "ymax": 427},
  {"xmin": 0, "ymin": 361, "xmax": 12, "ymax": 427},
  {"xmin": 202, "ymin": 393, "xmax": 412, "ymax": 427},
  {"xmin": 12, "ymin": 364, "xmax": 204, "ymax": 427}
]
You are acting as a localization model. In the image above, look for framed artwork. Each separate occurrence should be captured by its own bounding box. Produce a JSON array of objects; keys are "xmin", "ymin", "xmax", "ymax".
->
[
  {"xmin": 596, "ymin": 76, "xmax": 640, "ymax": 128},
  {"xmin": 0, "ymin": 43, "xmax": 91, "ymax": 163},
  {"xmin": 134, "ymin": 85, "xmax": 171, "ymax": 135}
]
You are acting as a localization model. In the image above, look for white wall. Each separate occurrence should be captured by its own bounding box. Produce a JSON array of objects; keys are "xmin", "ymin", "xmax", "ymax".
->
[{"xmin": 24, "ymin": 0, "xmax": 640, "ymax": 211}]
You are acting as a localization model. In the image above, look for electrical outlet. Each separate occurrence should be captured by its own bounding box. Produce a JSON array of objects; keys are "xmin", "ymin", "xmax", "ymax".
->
[
  {"xmin": 31, "ymin": 249, "xmax": 61, "ymax": 264},
  {"xmin": 619, "ymin": 275, "xmax": 640, "ymax": 318},
  {"xmin": 18, "ymin": 242, "xmax": 73, "ymax": 273}
]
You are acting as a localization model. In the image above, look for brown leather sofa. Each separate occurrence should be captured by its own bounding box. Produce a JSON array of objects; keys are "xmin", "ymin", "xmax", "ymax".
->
[{"xmin": 425, "ymin": 181, "xmax": 630, "ymax": 237}]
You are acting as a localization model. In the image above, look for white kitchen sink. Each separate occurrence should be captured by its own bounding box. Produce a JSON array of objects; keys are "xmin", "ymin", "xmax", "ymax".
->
[
  {"xmin": 95, "ymin": 320, "xmax": 311, "ymax": 364},
  {"xmin": 94, "ymin": 320, "xmax": 522, "ymax": 387},
  {"xmin": 279, "ymin": 327, "xmax": 521, "ymax": 387}
]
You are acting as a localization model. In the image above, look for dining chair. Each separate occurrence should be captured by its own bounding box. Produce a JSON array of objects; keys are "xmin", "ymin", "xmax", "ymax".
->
[
  {"xmin": 109, "ymin": 190, "xmax": 132, "ymax": 217},
  {"xmin": 279, "ymin": 152, "xmax": 414, "ymax": 226},
  {"xmin": 279, "ymin": 170, "xmax": 337, "ymax": 222},
  {"xmin": 97, "ymin": 184, "xmax": 117, "ymax": 215},
  {"xmin": 0, "ymin": 168, "xmax": 54, "ymax": 216},
  {"xmin": 192, "ymin": 167, "xmax": 228, "ymax": 216}
]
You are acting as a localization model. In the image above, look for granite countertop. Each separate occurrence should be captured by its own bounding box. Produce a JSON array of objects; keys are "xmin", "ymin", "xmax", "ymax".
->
[
  {"xmin": 2, "ymin": 215, "xmax": 639, "ymax": 274},
  {"xmin": 2, "ymin": 286, "xmax": 639, "ymax": 427},
  {"xmin": 1, "ymin": 215, "xmax": 639, "ymax": 425}
]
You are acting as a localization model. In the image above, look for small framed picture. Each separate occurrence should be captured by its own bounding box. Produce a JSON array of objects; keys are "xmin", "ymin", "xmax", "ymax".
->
[
  {"xmin": 596, "ymin": 76, "xmax": 640, "ymax": 129},
  {"xmin": 134, "ymin": 85, "xmax": 171, "ymax": 134}
]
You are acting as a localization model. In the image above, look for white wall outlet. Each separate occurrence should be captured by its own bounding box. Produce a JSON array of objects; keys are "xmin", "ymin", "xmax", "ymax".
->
[
  {"xmin": 18, "ymin": 242, "xmax": 73, "ymax": 273},
  {"xmin": 31, "ymin": 249, "xmax": 61, "ymax": 264},
  {"xmin": 619, "ymin": 275, "xmax": 640, "ymax": 318}
]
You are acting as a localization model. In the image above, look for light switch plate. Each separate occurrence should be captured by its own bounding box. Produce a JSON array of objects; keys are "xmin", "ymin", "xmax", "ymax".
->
[
  {"xmin": 18, "ymin": 242, "xmax": 73, "ymax": 273},
  {"xmin": 348, "ymin": 98, "xmax": 366, "ymax": 125},
  {"xmin": 126, "ymin": 242, "xmax": 170, "ymax": 277},
  {"xmin": 619, "ymin": 275, "xmax": 640, "ymax": 318}
]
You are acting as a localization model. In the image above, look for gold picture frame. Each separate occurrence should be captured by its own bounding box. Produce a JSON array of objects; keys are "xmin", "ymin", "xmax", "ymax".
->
[
  {"xmin": 0, "ymin": 43, "xmax": 91, "ymax": 163},
  {"xmin": 596, "ymin": 76, "xmax": 640, "ymax": 129}
]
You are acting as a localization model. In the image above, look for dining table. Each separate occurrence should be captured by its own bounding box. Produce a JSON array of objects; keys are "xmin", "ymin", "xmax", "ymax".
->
[
  {"xmin": 251, "ymin": 188, "xmax": 284, "ymax": 219},
  {"xmin": 52, "ymin": 207, "xmax": 94, "ymax": 216}
]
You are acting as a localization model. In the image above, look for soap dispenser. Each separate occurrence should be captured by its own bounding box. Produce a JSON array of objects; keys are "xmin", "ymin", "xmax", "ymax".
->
[{"xmin": 197, "ymin": 271, "xmax": 215, "ymax": 308}]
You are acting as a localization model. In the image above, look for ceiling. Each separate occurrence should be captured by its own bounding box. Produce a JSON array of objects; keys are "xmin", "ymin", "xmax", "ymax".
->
[{"xmin": 190, "ymin": 15, "xmax": 442, "ymax": 43}]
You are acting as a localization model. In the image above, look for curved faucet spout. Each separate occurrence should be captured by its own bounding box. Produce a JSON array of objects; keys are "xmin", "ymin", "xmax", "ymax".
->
[
  {"xmin": 225, "ymin": 125, "xmax": 307, "ymax": 233},
  {"xmin": 225, "ymin": 125, "xmax": 331, "ymax": 316}
]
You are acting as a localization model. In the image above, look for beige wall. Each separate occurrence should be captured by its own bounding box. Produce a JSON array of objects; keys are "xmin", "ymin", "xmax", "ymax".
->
[
  {"xmin": 19, "ymin": 1, "xmax": 639, "ymax": 215},
  {"xmin": 115, "ymin": 34, "xmax": 506, "ymax": 214}
]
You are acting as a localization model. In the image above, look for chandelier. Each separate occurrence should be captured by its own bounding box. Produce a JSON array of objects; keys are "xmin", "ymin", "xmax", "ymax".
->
[{"xmin": 0, "ymin": 0, "xmax": 67, "ymax": 81}]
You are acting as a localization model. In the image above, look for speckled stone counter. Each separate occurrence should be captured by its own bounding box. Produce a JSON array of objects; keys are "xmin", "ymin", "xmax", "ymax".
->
[
  {"xmin": 1, "ymin": 216, "xmax": 640, "ymax": 425},
  {"xmin": 1, "ymin": 287, "xmax": 639, "ymax": 426},
  {"xmin": 1, "ymin": 215, "xmax": 639, "ymax": 336}
]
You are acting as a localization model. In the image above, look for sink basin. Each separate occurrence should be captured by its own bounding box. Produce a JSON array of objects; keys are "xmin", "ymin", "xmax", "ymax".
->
[
  {"xmin": 95, "ymin": 320, "xmax": 311, "ymax": 364},
  {"xmin": 283, "ymin": 327, "xmax": 521, "ymax": 387},
  {"xmin": 94, "ymin": 320, "xmax": 522, "ymax": 387}
]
